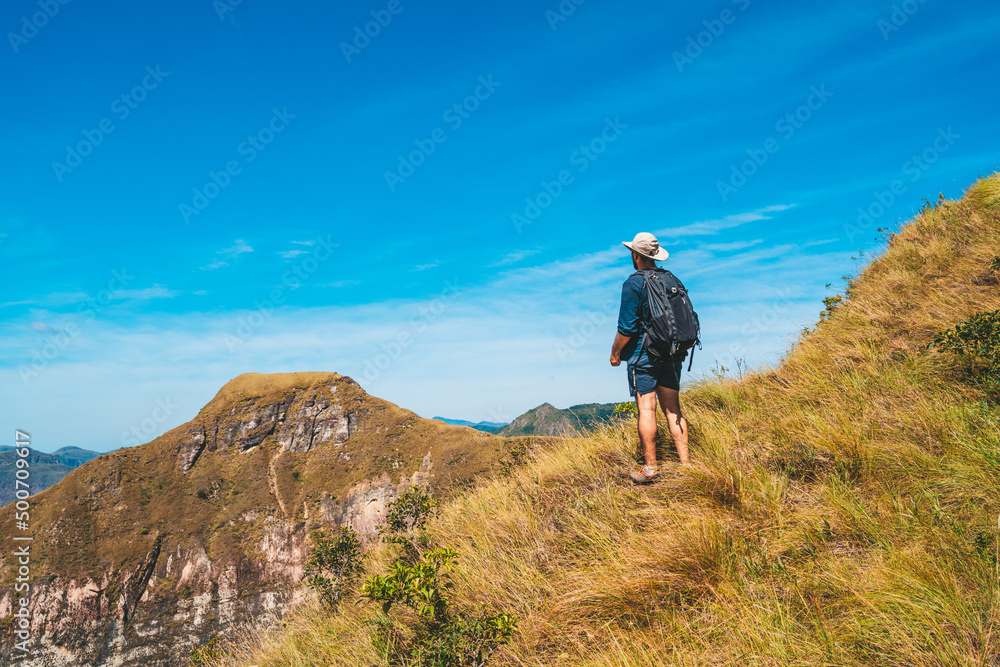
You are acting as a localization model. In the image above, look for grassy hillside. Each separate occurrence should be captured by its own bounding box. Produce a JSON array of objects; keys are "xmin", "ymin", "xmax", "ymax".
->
[{"xmin": 220, "ymin": 174, "xmax": 1000, "ymax": 666}]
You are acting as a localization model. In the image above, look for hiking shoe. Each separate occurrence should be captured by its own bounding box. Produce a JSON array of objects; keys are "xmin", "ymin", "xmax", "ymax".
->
[{"xmin": 629, "ymin": 468, "xmax": 661, "ymax": 485}]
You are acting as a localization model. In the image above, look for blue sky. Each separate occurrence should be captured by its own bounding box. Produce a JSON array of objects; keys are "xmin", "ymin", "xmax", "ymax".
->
[{"xmin": 2, "ymin": 0, "xmax": 999, "ymax": 452}]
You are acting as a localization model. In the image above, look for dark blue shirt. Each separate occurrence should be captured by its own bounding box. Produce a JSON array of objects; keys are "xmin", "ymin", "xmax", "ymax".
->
[{"xmin": 617, "ymin": 271, "xmax": 654, "ymax": 362}]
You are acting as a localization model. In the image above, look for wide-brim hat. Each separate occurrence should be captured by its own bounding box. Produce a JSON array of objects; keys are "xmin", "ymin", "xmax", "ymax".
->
[{"xmin": 622, "ymin": 232, "xmax": 669, "ymax": 261}]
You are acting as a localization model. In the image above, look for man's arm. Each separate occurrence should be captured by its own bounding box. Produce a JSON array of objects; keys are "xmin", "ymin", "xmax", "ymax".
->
[
  {"xmin": 612, "ymin": 275, "xmax": 641, "ymax": 366},
  {"xmin": 610, "ymin": 332, "xmax": 632, "ymax": 367}
]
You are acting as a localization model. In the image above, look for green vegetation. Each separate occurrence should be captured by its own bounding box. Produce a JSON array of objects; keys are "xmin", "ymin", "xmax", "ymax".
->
[
  {"xmin": 211, "ymin": 174, "xmax": 1000, "ymax": 666},
  {"xmin": 305, "ymin": 527, "xmax": 365, "ymax": 609},
  {"xmin": 360, "ymin": 486, "xmax": 517, "ymax": 667},
  {"xmin": 931, "ymin": 309, "xmax": 1000, "ymax": 398},
  {"xmin": 360, "ymin": 547, "xmax": 517, "ymax": 667},
  {"xmin": 190, "ymin": 636, "xmax": 222, "ymax": 665}
]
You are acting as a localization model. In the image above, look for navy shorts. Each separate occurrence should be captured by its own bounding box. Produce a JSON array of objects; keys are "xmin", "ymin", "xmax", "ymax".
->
[{"xmin": 627, "ymin": 348, "xmax": 684, "ymax": 397}]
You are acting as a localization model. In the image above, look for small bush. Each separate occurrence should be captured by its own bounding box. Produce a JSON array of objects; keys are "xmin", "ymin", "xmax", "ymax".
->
[
  {"xmin": 360, "ymin": 547, "xmax": 517, "ymax": 667},
  {"xmin": 931, "ymin": 310, "xmax": 1000, "ymax": 397},
  {"xmin": 378, "ymin": 484, "xmax": 439, "ymax": 565},
  {"xmin": 190, "ymin": 635, "xmax": 222, "ymax": 665},
  {"xmin": 612, "ymin": 401, "xmax": 637, "ymax": 418},
  {"xmin": 304, "ymin": 526, "xmax": 365, "ymax": 609},
  {"xmin": 820, "ymin": 295, "xmax": 843, "ymax": 321},
  {"xmin": 498, "ymin": 440, "xmax": 530, "ymax": 476}
]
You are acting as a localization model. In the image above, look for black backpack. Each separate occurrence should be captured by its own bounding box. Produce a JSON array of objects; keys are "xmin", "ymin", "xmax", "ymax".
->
[{"xmin": 635, "ymin": 268, "xmax": 701, "ymax": 370}]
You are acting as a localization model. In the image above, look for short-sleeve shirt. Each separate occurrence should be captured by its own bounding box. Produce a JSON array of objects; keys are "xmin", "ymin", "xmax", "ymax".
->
[{"xmin": 616, "ymin": 271, "xmax": 652, "ymax": 363}]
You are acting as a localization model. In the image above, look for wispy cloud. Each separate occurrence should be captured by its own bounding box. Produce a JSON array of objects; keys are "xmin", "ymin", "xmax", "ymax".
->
[
  {"xmin": 490, "ymin": 249, "xmax": 540, "ymax": 267},
  {"xmin": 202, "ymin": 239, "xmax": 254, "ymax": 270},
  {"xmin": 701, "ymin": 239, "xmax": 763, "ymax": 252},
  {"xmin": 412, "ymin": 260, "xmax": 443, "ymax": 272},
  {"xmin": 280, "ymin": 240, "xmax": 318, "ymax": 259},
  {"xmin": 319, "ymin": 280, "xmax": 361, "ymax": 288},
  {"xmin": 656, "ymin": 205, "xmax": 795, "ymax": 239},
  {"xmin": 109, "ymin": 285, "xmax": 181, "ymax": 301}
]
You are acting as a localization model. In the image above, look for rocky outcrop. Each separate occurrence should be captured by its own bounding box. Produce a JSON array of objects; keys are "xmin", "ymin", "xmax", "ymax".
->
[{"xmin": 0, "ymin": 372, "xmax": 513, "ymax": 666}]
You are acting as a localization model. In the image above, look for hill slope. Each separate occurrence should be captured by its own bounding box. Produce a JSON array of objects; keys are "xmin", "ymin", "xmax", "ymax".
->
[
  {"xmin": 218, "ymin": 174, "xmax": 1000, "ymax": 666},
  {"xmin": 432, "ymin": 417, "xmax": 508, "ymax": 433},
  {"xmin": 0, "ymin": 372, "xmax": 548, "ymax": 666},
  {"xmin": 0, "ymin": 446, "xmax": 104, "ymax": 506},
  {"xmin": 498, "ymin": 402, "xmax": 617, "ymax": 437}
]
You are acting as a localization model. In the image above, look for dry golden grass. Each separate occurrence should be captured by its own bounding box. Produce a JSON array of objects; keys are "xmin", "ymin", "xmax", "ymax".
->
[{"xmin": 214, "ymin": 175, "xmax": 1000, "ymax": 667}]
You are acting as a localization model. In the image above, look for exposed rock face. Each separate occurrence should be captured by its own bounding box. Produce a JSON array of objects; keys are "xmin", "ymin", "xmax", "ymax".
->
[{"xmin": 0, "ymin": 372, "xmax": 512, "ymax": 666}]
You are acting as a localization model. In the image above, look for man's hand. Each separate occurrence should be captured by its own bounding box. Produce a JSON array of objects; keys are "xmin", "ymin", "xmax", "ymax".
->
[{"xmin": 610, "ymin": 332, "xmax": 632, "ymax": 367}]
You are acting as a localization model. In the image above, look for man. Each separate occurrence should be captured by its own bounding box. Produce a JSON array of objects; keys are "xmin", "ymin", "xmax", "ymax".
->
[{"xmin": 610, "ymin": 232, "xmax": 691, "ymax": 484}]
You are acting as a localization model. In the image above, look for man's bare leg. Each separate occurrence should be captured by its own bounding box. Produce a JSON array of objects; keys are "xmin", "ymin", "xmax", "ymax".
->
[
  {"xmin": 655, "ymin": 386, "xmax": 690, "ymax": 464},
  {"xmin": 636, "ymin": 391, "xmax": 659, "ymax": 468}
]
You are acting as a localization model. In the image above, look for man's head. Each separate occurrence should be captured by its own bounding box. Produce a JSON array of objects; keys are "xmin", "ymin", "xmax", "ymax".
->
[{"xmin": 623, "ymin": 232, "xmax": 668, "ymax": 269}]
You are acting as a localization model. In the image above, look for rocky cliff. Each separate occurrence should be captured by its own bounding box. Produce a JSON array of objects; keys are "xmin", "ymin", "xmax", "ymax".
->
[{"xmin": 0, "ymin": 372, "xmax": 535, "ymax": 666}]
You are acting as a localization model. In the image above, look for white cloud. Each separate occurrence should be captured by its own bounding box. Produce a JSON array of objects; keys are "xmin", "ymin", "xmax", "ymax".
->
[
  {"xmin": 319, "ymin": 280, "xmax": 361, "ymax": 288},
  {"xmin": 109, "ymin": 285, "xmax": 181, "ymax": 301},
  {"xmin": 700, "ymin": 239, "xmax": 763, "ymax": 252},
  {"xmin": 202, "ymin": 239, "xmax": 255, "ymax": 270},
  {"xmin": 412, "ymin": 260, "xmax": 443, "ymax": 272},
  {"xmin": 655, "ymin": 205, "xmax": 795, "ymax": 239},
  {"xmin": 490, "ymin": 249, "xmax": 540, "ymax": 267}
]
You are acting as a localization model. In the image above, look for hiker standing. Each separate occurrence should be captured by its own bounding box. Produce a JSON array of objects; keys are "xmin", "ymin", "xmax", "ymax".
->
[{"xmin": 610, "ymin": 232, "xmax": 699, "ymax": 483}]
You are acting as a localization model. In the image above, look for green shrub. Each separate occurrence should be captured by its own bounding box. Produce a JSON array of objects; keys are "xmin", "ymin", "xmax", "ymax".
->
[
  {"xmin": 498, "ymin": 440, "xmax": 529, "ymax": 476},
  {"xmin": 612, "ymin": 401, "xmax": 637, "ymax": 418},
  {"xmin": 381, "ymin": 485, "xmax": 438, "ymax": 562},
  {"xmin": 931, "ymin": 310, "xmax": 1000, "ymax": 397},
  {"xmin": 304, "ymin": 526, "xmax": 365, "ymax": 609},
  {"xmin": 360, "ymin": 548, "xmax": 517, "ymax": 667},
  {"xmin": 190, "ymin": 635, "xmax": 221, "ymax": 665}
]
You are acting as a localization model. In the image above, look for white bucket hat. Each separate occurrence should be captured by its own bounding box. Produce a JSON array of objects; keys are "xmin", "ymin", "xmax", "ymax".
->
[{"xmin": 622, "ymin": 232, "xmax": 669, "ymax": 261}]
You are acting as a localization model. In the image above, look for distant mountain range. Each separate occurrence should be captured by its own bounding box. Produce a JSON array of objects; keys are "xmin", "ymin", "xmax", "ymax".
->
[
  {"xmin": 0, "ymin": 445, "xmax": 107, "ymax": 506},
  {"xmin": 497, "ymin": 402, "xmax": 618, "ymax": 437},
  {"xmin": 431, "ymin": 417, "xmax": 509, "ymax": 433}
]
